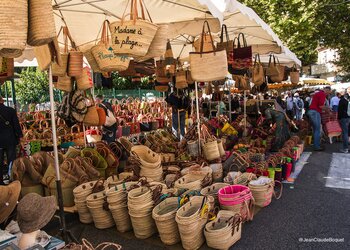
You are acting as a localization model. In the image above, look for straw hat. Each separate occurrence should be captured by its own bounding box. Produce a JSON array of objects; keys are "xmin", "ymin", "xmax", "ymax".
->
[
  {"xmin": 17, "ymin": 193, "xmax": 56, "ymax": 233},
  {"xmin": 0, "ymin": 181, "xmax": 21, "ymax": 223}
]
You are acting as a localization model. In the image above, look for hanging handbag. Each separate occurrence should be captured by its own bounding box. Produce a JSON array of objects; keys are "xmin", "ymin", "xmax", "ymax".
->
[
  {"xmin": 267, "ymin": 55, "xmax": 285, "ymax": 83},
  {"xmin": 64, "ymin": 27, "xmax": 83, "ymax": 77},
  {"xmin": 175, "ymin": 61, "xmax": 187, "ymax": 89},
  {"xmin": 84, "ymin": 99, "xmax": 100, "ymax": 127},
  {"xmin": 230, "ymin": 33, "xmax": 252, "ymax": 75},
  {"xmin": 52, "ymin": 27, "xmax": 70, "ymax": 77},
  {"xmin": 189, "ymin": 21, "xmax": 228, "ymax": 82},
  {"xmin": 251, "ymin": 54, "xmax": 265, "ymax": 86},
  {"xmin": 109, "ymin": 0, "xmax": 158, "ymax": 57},
  {"xmin": 76, "ymin": 67, "xmax": 93, "ymax": 90},
  {"xmin": 216, "ymin": 24, "xmax": 234, "ymax": 65},
  {"xmin": 27, "ymin": 0, "xmax": 56, "ymax": 46},
  {"xmin": 92, "ymin": 20, "xmax": 130, "ymax": 72},
  {"xmin": 290, "ymin": 63, "xmax": 300, "ymax": 84},
  {"xmin": 0, "ymin": 57, "xmax": 14, "ymax": 81},
  {"xmin": 193, "ymin": 33, "xmax": 215, "ymax": 53},
  {"xmin": 139, "ymin": 24, "xmax": 169, "ymax": 61},
  {"xmin": 164, "ymin": 40, "xmax": 176, "ymax": 66}
]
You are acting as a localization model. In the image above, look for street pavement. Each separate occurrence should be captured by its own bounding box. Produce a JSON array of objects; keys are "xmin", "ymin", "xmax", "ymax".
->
[{"xmin": 46, "ymin": 142, "xmax": 350, "ymax": 250}]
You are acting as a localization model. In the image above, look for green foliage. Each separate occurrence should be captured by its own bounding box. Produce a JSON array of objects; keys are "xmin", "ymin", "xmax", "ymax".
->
[
  {"xmin": 15, "ymin": 68, "xmax": 54, "ymax": 105},
  {"xmin": 241, "ymin": 0, "xmax": 319, "ymax": 65},
  {"xmin": 111, "ymin": 72, "xmax": 153, "ymax": 90}
]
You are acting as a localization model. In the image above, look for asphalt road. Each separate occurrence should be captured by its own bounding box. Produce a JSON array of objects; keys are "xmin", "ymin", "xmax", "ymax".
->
[{"xmin": 46, "ymin": 142, "xmax": 350, "ymax": 250}]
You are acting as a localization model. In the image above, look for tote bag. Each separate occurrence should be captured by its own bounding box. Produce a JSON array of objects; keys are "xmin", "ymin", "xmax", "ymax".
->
[
  {"xmin": 230, "ymin": 33, "xmax": 252, "ymax": 75},
  {"xmin": 251, "ymin": 54, "xmax": 264, "ymax": 86},
  {"xmin": 190, "ymin": 21, "xmax": 227, "ymax": 82}
]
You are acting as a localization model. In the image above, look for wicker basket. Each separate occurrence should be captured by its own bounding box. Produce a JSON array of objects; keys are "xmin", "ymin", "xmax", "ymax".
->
[
  {"xmin": 86, "ymin": 190, "xmax": 115, "ymax": 229},
  {"xmin": 204, "ymin": 210, "xmax": 242, "ymax": 249},
  {"xmin": 106, "ymin": 182, "xmax": 137, "ymax": 232},
  {"xmin": 140, "ymin": 24, "xmax": 168, "ymax": 60},
  {"xmin": 52, "ymin": 54, "xmax": 68, "ymax": 77},
  {"xmin": 128, "ymin": 186, "xmax": 156, "ymax": 239},
  {"xmin": 200, "ymin": 182, "xmax": 229, "ymax": 205},
  {"xmin": 174, "ymin": 174, "xmax": 203, "ymax": 191},
  {"xmin": 27, "ymin": 0, "xmax": 56, "ymax": 46},
  {"xmin": 248, "ymin": 177, "xmax": 282, "ymax": 207},
  {"xmin": 68, "ymin": 50, "xmax": 83, "ymax": 77},
  {"xmin": 152, "ymin": 197, "xmax": 180, "ymax": 245},
  {"xmin": 0, "ymin": 0, "xmax": 27, "ymax": 55},
  {"xmin": 73, "ymin": 181, "xmax": 97, "ymax": 224},
  {"xmin": 175, "ymin": 196, "xmax": 209, "ymax": 250},
  {"xmin": 203, "ymin": 140, "xmax": 220, "ymax": 161}
]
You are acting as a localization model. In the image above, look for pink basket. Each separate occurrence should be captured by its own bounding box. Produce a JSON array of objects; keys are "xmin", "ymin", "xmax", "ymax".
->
[{"xmin": 218, "ymin": 185, "xmax": 253, "ymax": 206}]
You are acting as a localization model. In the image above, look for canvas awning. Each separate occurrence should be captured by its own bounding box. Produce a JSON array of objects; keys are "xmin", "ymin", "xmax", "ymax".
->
[{"xmin": 16, "ymin": 0, "xmax": 301, "ymax": 66}]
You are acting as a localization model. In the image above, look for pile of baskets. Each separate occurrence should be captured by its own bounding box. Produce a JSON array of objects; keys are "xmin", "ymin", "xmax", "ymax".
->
[
  {"xmin": 73, "ymin": 181, "xmax": 97, "ymax": 223},
  {"xmin": 130, "ymin": 145, "xmax": 163, "ymax": 181}
]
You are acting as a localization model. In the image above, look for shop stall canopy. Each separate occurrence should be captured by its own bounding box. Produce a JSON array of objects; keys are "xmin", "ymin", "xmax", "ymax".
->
[{"xmin": 16, "ymin": 0, "xmax": 301, "ymax": 66}]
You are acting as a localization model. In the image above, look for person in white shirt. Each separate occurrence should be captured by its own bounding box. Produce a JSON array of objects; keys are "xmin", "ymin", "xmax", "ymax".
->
[
  {"xmin": 330, "ymin": 92, "xmax": 340, "ymax": 112},
  {"xmin": 293, "ymin": 93, "xmax": 304, "ymax": 120},
  {"xmin": 285, "ymin": 91, "xmax": 295, "ymax": 119}
]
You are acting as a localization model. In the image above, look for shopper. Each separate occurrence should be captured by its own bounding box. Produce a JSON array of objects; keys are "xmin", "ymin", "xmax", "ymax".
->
[
  {"xmin": 308, "ymin": 86, "xmax": 331, "ymax": 151},
  {"xmin": 337, "ymin": 92, "xmax": 350, "ymax": 153},
  {"xmin": 285, "ymin": 91, "xmax": 295, "ymax": 120},
  {"xmin": 276, "ymin": 95, "xmax": 286, "ymax": 110},
  {"xmin": 293, "ymin": 93, "xmax": 304, "ymax": 121},
  {"xmin": 330, "ymin": 92, "xmax": 341, "ymax": 112},
  {"xmin": 263, "ymin": 106, "xmax": 291, "ymax": 152},
  {"xmin": 0, "ymin": 96, "xmax": 23, "ymax": 185},
  {"xmin": 95, "ymin": 95, "xmax": 117, "ymax": 144},
  {"xmin": 166, "ymin": 90, "xmax": 190, "ymax": 139}
]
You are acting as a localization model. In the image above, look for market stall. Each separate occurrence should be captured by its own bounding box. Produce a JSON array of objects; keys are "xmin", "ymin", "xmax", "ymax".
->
[{"xmin": 0, "ymin": 1, "xmax": 310, "ymax": 249}]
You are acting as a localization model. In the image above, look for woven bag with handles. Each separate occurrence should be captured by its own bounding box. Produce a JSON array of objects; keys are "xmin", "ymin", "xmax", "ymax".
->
[{"xmin": 109, "ymin": 0, "xmax": 158, "ymax": 57}]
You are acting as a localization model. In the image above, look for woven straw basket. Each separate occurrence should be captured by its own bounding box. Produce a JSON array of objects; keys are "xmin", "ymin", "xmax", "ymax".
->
[
  {"xmin": 175, "ymin": 70, "xmax": 188, "ymax": 89},
  {"xmin": 139, "ymin": 25, "xmax": 169, "ymax": 61},
  {"xmin": 106, "ymin": 182, "xmax": 136, "ymax": 232},
  {"xmin": 82, "ymin": 46, "xmax": 102, "ymax": 72},
  {"xmin": 76, "ymin": 67, "xmax": 93, "ymax": 90},
  {"xmin": 0, "ymin": 0, "xmax": 27, "ymax": 56},
  {"xmin": 55, "ymin": 75, "xmax": 72, "ymax": 92},
  {"xmin": 248, "ymin": 177, "xmax": 282, "ymax": 207},
  {"xmin": 200, "ymin": 182, "xmax": 229, "ymax": 205},
  {"xmin": 73, "ymin": 181, "xmax": 97, "ymax": 224},
  {"xmin": 86, "ymin": 190, "xmax": 115, "ymax": 229},
  {"xmin": 193, "ymin": 33, "xmax": 215, "ymax": 53},
  {"xmin": 152, "ymin": 197, "xmax": 180, "ymax": 245},
  {"xmin": 109, "ymin": 0, "xmax": 158, "ymax": 57},
  {"xmin": 203, "ymin": 140, "xmax": 220, "ymax": 161},
  {"xmin": 68, "ymin": 50, "xmax": 83, "ymax": 77},
  {"xmin": 52, "ymin": 54, "xmax": 68, "ymax": 77},
  {"xmin": 175, "ymin": 196, "xmax": 209, "ymax": 250},
  {"xmin": 204, "ymin": 210, "xmax": 242, "ymax": 249},
  {"xmin": 28, "ymin": 0, "xmax": 56, "ymax": 46},
  {"xmin": 174, "ymin": 174, "xmax": 203, "ymax": 191},
  {"xmin": 128, "ymin": 187, "xmax": 156, "ymax": 239}
]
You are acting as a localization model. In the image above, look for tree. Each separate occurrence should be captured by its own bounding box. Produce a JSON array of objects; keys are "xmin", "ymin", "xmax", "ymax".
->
[
  {"xmin": 15, "ymin": 68, "xmax": 57, "ymax": 105},
  {"xmin": 241, "ymin": 0, "xmax": 319, "ymax": 66},
  {"xmin": 241, "ymin": 0, "xmax": 350, "ymax": 78}
]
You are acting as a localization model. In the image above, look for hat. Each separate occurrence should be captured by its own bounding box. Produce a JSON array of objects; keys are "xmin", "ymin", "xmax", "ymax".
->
[
  {"xmin": 0, "ymin": 181, "xmax": 21, "ymax": 223},
  {"xmin": 17, "ymin": 193, "xmax": 56, "ymax": 233},
  {"xmin": 294, "ymin": 93, "xmax": 299, "ymax": 97}
]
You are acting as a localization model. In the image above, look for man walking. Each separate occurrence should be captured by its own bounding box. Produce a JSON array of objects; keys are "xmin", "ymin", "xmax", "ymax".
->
[
  {"xmin": 0, "ymin": 96, "xmax": 23, "ymax": 184},
  {"xmin": 330, "ymin": 92, "xmax": 341, "ymax": 112},
  {"xmin": 337, "ymin": 91, "xmax": 350, "ymax": 153},
  {"xmin": 308, "ymin": 86, "xmax": 331, "ymax": 151}
]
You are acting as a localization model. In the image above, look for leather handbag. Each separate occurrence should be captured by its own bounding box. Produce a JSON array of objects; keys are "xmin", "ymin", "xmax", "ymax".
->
[
  {"xmin": 267, "ymin": 55, "xmax": 285, "ymax": 83},
  {"xmin": 251, "ymin": 54, "xmax": 264, "ymax": 86},
  {"xmin": 216, "ymin": 24, "xmax": 234, "ymax": 65},
  {"xmin": 230, "ymin": 33, "xmax": 252, "ymax": 75},
  {"xmin": 290, "ymin": 63, "xmax": 300, "ymax": 84}
]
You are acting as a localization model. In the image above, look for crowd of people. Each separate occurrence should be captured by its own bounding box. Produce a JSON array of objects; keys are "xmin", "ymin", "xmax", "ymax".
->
[{"xmin": 200, "ymin": 85, "xmax": 350, "ymax": 153}]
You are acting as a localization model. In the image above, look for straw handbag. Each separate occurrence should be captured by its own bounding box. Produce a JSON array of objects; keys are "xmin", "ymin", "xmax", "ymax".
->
[
  {"xmin": 52, "ymin": 27, "xmax": 70, "ymax": 76},
  {"xmin": 216, "ymin": 24, "xmax": 234, "ymax": 64},
  {"xmin": 164, "ymin": 41, "xmax": 176, "ymax": 66},
  {"xmin": 248, "ymin": 177, "xmax": 282, "ymax": 207},
  {"xmin": 84, "ymin": 105, "xmax": 100, "ymax": 127},
  {"xmin": 92, "ymin": 20, "xmax": 130, "ymax": 72},
  {"xmin": 251, "ymin": 54, "xmax": 265, "ymax": 86},
  {"xmin": 82, "ymin": 45, "xmax": 102, "ymax": 73},
  {"xmin": 193, "ymin": 33, "xmax": 215, "ymax": 53},
  {"xmin": 267, "ymin": 55, "xmax": 285, "ymax": 83},
  {"xmin": 201, "ymin": 124, "xmax": 220, "ymax": 161},
  {"xmin": 200, "ymin": 182, "xmax": 229, "ymax": 205},
  {"xmin": 190, "ymin": 21, "xmax": 227, "ymax": 82},
  {"xmin": 61, "ymin": 27, "xmax": 83, "ymax": 77},
  {"xmin": 55, "ymin": 75, "xmax": 72, "ymax": 92},
  {"xmin": 0, "ymin": 0, "xmax": 27, "ymax": 57},
  {"xmin": 204, "ymin": 211, "xmax": 242, "ymax": 249},
  {"xmin": 73, "ymin": 181, "xmax": 97, "ymax": 224},
  {"xmin": 110, "ymin": 0, "xmax": 158, "ymax": 57},
  {"xmin": 128, "ymin": 186, "xmax": 157, "ymax": 239},
  {"xmin": 152, "ymin": 197, "xmax": 181, "ymax": 245},
  {"xmin": 34, "ymin": 45, "xmax": 53, "ymax": 71},
  {"xmin": 77, "ymin": 67, "xmax": 93, "ymax": 90},
  {"xmin": 0, "ymin": 58, "xmax": 14, "ymax": 81},
  {"xmin": 290, "ymin": 63, "xmax": 300, "ymax": 84},
  {"xmin": 175, "ymin": 196, "xmax": 209, "ymax": 250},
  {"xmin": 27, "ymin": 0, "xmax": 56, "ymax": 46},
  {"xmin": 175, "ymin": 66, "xmax": 188, "ymax": 89},
  {"xmin": 140, "ymin": 24, "xmax": 169, "ymax": 60}
]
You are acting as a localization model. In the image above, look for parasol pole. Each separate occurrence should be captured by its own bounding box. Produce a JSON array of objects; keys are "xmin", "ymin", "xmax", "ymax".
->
[
  {"xmin": 195, "ymin": 81, "xmax": 201, "ymax": 155},
  {"xmin": 48, "ymin": 66, "xmax": 70, "ymax": 243}
]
